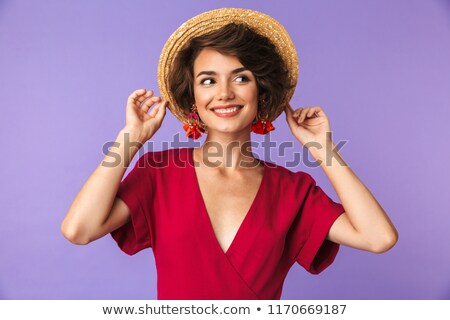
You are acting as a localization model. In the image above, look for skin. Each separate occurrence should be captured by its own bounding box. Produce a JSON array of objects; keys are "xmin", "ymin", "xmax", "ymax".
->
[
  {"xmin": 60, "ymin": 90, "xmax": 167, "ymax": 244},
  {"xmin": 190, "ymin": 48, "xmax": 265, "ymax": 252},
  {"xmin": 285, "ymin": 105, "xmax": 398, "ymax": 253},
  {"xmin": 61, "ymin": 47, "xmax": 398, "ymax": 255}
]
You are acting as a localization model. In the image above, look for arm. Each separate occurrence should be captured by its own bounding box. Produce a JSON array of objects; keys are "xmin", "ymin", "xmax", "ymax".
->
[
  {"xmin": 61, "ymin": 89, "xmax": 167, "ymax": 245},
  {"xmin": 311, "ymin": 140, "xmax": 398, "ymax": 253},
  {"xmin": 285, "ymin": 105, "xmax": 398, "ymax": 253}
]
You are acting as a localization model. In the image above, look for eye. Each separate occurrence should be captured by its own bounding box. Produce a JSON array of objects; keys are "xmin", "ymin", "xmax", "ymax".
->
[
  {"xmin": 235, "ymin": 75, "xmax": 250, "ymax": 83},
  {"xmin": 200, "ymin": 78, "xmax": 215, "ymax": 85}
]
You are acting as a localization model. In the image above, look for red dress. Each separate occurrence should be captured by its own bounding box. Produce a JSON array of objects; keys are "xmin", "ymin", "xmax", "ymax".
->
[{"xmin": 111, "ymin": 147, "xmax": 344, "ymax": 299}]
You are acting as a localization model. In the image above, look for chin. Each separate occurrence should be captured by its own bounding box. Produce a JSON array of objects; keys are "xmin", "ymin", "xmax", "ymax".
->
[{"xmin": 211, "ymin": 125, "xmax": 252, "ymax": 135}]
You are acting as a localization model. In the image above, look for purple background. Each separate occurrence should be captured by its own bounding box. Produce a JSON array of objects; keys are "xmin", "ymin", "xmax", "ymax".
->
[{"xmin": 1, "ymin": 0, "xmax": 449, "ymax": 299}]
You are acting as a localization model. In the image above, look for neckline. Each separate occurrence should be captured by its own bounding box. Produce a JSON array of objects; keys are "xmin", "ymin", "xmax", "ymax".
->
[{"xmin": 188, "ymin": 147, "xmax": 267, "ymax": 255}]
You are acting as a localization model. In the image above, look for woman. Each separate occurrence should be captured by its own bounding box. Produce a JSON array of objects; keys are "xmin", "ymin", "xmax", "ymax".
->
[{"xmin": 61, "ymin": 8, "xmax": 398, "ymax": 299}]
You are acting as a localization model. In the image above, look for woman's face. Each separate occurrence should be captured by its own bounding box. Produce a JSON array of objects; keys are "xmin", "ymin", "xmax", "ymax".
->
[{"xmin": 193, "ymin": 47, "xmax": 258, "ymax": 134}]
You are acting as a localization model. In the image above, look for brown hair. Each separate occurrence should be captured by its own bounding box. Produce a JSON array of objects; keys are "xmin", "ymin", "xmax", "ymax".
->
[{"xmin": 168, "ymin": 23, "xmax": 293, "ymax": 123}]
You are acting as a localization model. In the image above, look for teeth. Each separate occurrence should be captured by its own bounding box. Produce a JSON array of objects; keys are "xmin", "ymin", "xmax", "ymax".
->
[{"xmin": 214, "ymin": 106, "xmax": 240, "ymax": 113}]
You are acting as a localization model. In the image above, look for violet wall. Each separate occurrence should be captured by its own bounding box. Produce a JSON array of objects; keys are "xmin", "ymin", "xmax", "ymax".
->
[{"xmin": 1, "ymin": 0, "xmax": 449, "ymax": 299}]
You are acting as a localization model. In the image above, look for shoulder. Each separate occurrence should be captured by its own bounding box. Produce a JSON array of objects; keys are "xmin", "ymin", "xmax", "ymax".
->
[
  {"xmin": 134, "ymin": 147, "xmax": 190, "ymax": 169},
  {"xmin": 127, "ymin": 148, "xmax": 191, "ymax": 183},
  {"xmin": 264, "ymin": 160, "xmax": 315, "ymax": 189}
]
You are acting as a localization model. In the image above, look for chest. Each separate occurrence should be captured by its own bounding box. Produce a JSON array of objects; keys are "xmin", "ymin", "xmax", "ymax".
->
[{"xmin": 194, "ymin": 167, "xmax": 264, "ymax": 253}]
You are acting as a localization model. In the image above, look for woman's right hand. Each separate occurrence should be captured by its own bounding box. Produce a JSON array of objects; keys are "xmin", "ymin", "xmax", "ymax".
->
[{"xmin": 123, "ymin": 89, "xmax": 167, "ymax": 144}]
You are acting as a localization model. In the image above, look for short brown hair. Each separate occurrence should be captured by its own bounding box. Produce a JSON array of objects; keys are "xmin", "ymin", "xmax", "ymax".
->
[{"xmin": 168, "ymin": 23, "xmax": 293, "ymax": 123}]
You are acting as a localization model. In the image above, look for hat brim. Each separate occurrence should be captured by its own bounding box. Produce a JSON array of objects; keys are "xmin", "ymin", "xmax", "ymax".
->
[{"xmin": 158, "ymin": 8, "xmax": 298, "ymax": 124}]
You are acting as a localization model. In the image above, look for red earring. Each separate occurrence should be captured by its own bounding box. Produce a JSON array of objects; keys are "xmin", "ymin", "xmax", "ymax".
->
[
  {"xmin": 183, "ymin": 104, "xmax": 204, "ymax": 139},
  {"xmin": 251, "ymin": 100, "xmax": 275, "ymax": 134}
]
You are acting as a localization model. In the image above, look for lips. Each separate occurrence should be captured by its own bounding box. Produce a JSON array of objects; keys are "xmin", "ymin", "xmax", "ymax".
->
[
  {"xmin": 210, "ymin": 104, "xmax": 243, "ymax": 112},
  {"xmin": 210, "ymin": 104, "xmax": 244, "ymax": 117}
]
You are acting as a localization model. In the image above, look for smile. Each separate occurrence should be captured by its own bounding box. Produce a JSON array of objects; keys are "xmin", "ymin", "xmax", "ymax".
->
[
  {"xmin": 211, "ymin": 105, "xmax": 244, "ymax": 117},
  {"xmin": 214, "ymin": 106, "xmax": 240, "ymax": 113}
]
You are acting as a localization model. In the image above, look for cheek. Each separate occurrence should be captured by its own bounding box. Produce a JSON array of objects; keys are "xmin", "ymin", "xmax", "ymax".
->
[
  {"xmin": 193, "ymin": 87, "xmax": 212, "ymax": 106},
  {"xmin": 192, "ymin": 88, "xmax": 210, "ymax": 120},
  {"xmin": 242, "ymin": 85, "xmax": 259, "ymax": 107}
]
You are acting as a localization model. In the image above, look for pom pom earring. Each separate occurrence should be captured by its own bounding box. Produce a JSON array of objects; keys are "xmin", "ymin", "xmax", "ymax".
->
[
  {"xmin": 183, "ymin": 104, "xmax": 204, "ymax": 139},
  {"xmin": 251, "ymin": 99, "xmax": 275, "ymax": 134}
]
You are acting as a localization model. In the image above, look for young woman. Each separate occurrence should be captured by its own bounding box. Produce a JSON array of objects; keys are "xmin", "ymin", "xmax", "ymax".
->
[{"xmin": 61, "ymin": 8, "xmax": 398, "ymax": 300}]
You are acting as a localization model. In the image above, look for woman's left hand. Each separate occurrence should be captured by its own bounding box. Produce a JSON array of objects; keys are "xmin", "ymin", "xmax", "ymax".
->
[{"xmin": 284, "ymin": 105, "xmax": 332, "ymax": 149}]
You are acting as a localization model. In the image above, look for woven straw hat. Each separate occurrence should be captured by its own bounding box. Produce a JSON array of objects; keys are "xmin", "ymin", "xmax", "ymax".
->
[{"xmin": 157, "ymin": 8, "xmax": 298, "ymax": 124}]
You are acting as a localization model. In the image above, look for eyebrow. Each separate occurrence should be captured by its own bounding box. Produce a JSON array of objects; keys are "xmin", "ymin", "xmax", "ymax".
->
[{"xmin": 195, "ymin": 67, "xmax": 248, "ymax": 78}]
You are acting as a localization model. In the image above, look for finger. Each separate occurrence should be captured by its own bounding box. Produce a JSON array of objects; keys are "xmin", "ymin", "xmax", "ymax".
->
[
  {"xmin": 140, "ymin": 98, "xmax": 157, "ymax": 114},
  {"xmin": 313, "ymin": 107, "xmax": 324, "ymax": 118},
  {"xmin": 149, "ymin": 100, "xmax": 165, "ymax": 118},
  {"xmin": 298, "ymin": 107, "xmax": 310, "ymax": 123},
  {"xmin": 148, "ymin": 103, "xmax": 159, "ymax": 118},
  {"xmin": 141, "ymin": 96, "xmax": 161, "ymax": 113},
  {"xmin": 286, "ymin": 104, "xmax": 295, "ymax": 113},
  {"xmin": 284, "ymin": 104, "xmax": 298, "ymax": 118},
  {"xmin": 297, "ymin": 109, "xmax": 305, "ymax": 119},
  {"xmin": 148, "ymin": 101, "xmax": 165, "ymax": 120},
  {"xmin": 284, "ymin": 104, "xmax": 292, "ymax": 114},
  {"xmin": 284, "ymin": 104, "xmax": 299, "ymax": 128},
  {"xmin": 137, "ymin": 90, "xmax": 154, "ymax": 105},
  {"xmin": 289, "ymin": 106, "xmax": 298, "ymax": 117},
  {"xmin": 127, "ymin": 89, "xmax": 147, "ymax": 104},
  {"xmin": 306, "ymin": 106, "xmax": 322, "ymax": 118},
  {"xmin": 154, "ymin": 101, "xmax": 167, "ymax": 122}
]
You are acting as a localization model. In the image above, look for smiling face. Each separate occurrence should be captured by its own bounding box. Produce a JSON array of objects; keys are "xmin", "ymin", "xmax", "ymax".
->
[{"xmin": 193, "ymin": 47, "xmax": 259, "ymax": 135}]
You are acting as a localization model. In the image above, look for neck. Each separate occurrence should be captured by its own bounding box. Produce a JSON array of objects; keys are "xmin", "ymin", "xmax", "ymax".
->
[{"xmin": 195, "ymin": 128, "xmax": 260, "ymax": 171}]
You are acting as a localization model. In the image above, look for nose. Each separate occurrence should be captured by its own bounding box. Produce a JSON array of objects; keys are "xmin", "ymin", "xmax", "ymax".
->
[{"xmin": 216, "ymin": 81, "xmax": 235, "ymax": 101}]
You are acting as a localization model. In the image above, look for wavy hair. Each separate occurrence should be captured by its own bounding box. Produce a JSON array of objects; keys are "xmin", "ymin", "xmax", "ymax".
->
[{"xmin": 168, "ymin": 23, "xmax": 293, "ymax": 123}]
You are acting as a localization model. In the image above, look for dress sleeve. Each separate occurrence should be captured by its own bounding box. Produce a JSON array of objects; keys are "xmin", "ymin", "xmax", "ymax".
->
[
  {"xmin": 110, "ymin": 153, "xmax": 153, "ymax": 255},
  {"xmin": 295, "ymin": 173, "xmax": 345, "ymax": 274}
]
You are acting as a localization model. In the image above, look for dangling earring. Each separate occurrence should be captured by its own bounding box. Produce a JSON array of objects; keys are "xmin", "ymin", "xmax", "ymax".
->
[
  {"xmin": 251, "ymin": 99, "xmax": 275, "ymax": 134},
  {"xmin": 183, "ymin": 104, "xmax": 203, "ymax": 139}
]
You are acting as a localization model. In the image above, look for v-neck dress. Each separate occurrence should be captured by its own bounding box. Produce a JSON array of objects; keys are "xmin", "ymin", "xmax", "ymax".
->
[{"xmin": 111, "ymin": 147, "xmax": 344, "ymax": 300}]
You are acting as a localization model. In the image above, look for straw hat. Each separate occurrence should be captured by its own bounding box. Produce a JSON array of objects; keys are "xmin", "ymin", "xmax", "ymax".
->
[{"xmin": 158, "ymin": 8, "xmax": 298, "ymax": 124}]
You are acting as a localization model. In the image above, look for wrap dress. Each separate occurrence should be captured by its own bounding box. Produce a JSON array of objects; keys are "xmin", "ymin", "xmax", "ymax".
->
[{"xmin": 111, "ymin": 147, "xmax": 344, "ymax": 299}]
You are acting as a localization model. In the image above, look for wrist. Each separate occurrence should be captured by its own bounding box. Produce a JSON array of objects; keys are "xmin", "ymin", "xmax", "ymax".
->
[
  {"xmin": 120, "ymin": 126, "xmax": 147, "ymax": 145},
  {"xmin": 116, "ymin": 128, "xmax": 145, "ymax": 160},
  {"xmin": 310, "ymin": 140, "xmax": 348, "ymax": 168},
  {"xmin": 307, "ymin": 139, "xmax": 334, "ymax": 163}
]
